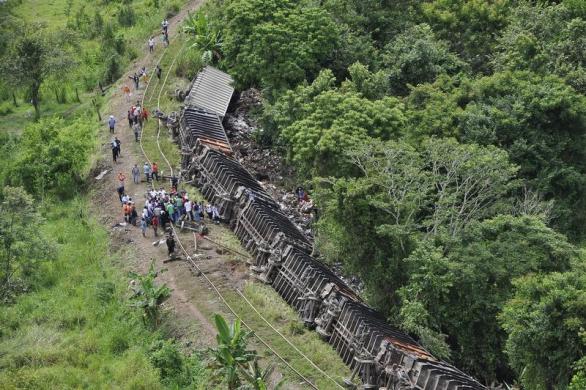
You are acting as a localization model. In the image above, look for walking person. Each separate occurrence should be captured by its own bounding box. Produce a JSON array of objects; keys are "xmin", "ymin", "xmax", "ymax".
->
[
  {"xmin": 161, "ymin": 31, "xmax": 169, "ymax": 47},
  {"xmin": 155, "ymin": 65, "xmax": 162, "ymax": 80},
  {"xmin": 140, "ymin": 217, "xmax": 147, "ymax": 237},
  {"xmin": 115, "ymin": 137, "xmax": 121, "ymax": 157},
  {"xmin": 108, "ymin": 115, "xmax": 116, "ymax": 133},
  {"xmin": 133, "ymin": 122, "xmax": 141, "ymax": 142},
  {"xmin": 116, "ymin": 173, "xmax": 126, "ymax": 203},
  {"xmin": 132, "ymin": 164, "xmax": 140, "ymax": 184},
  {"xmin": 129, "ymin": 73, "xmax": 139, "ymax": 89},
  {"xmin": 148, "ymin": 36, "xmax": 155, "ymax": 53},
  {"xmin": 112, "ymin": 143, "xmax": 118, "ymax": 163},
  {"xmin": 166, "ymin": 234, "xmax": 176, "ymax": 257},
  {"xmin": 151, "ymin": 215, "xmax": 159, "ymax": 237},
  {"xmin": 162, "ymin": 19, "xmax": 169, "ymax": 34},
  {"xmin": 143, "ymin": 162, "xmax": 151, "ymax": 183}
]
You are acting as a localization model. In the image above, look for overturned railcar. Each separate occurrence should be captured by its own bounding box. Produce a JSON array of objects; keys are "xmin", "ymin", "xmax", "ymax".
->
[{"xmin": 178, "ymin": 66, "xmax": 486, "ymax": 390}]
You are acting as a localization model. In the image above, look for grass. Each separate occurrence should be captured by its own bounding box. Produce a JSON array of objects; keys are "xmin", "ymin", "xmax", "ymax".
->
[
  {"xmin": 137, "ymin": 34, "xmax": 188, "ymax": 172},
  {"xmin": 3, "ymin": 0, "xmax": 189, "ymax": 135},
  {"xmin": 134, "ymin": 32, "xmax": 356, "ymax": 388},
  {"xmin": 225, "ymin": 283, "xmax": 354, "ymax": 390},
  {"xmin": 0, "ymin": 198, "xmax": 207, "ymax": 389}
]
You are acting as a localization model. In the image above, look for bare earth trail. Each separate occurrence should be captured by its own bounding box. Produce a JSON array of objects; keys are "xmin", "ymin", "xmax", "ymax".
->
[
  {"xmin": 90, "ymin": 0, "xmax": 223, "ymax": 343},
  {"xmin": 88, "ymin": 4, "xmax": 326, "ymax": 388}
]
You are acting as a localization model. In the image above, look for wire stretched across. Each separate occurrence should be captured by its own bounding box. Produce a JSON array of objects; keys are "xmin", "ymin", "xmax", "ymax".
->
[{"xmin": 138, "ymin": 27, "xmax": 340, "ymax": 390}]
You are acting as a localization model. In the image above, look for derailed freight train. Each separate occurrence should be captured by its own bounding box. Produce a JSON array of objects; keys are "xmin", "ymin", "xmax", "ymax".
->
[{"xmin": 178, "ymin": 66, "xmax": 486, "ymax": 390}]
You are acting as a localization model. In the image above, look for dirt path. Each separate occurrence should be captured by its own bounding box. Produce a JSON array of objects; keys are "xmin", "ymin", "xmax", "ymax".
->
[{"xmin": 90, "ymin": 0, "xmax": 223, "ymax": 343}]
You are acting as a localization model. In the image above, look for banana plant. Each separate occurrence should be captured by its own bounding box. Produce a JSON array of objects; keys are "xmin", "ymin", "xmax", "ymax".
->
[
  {"xmin": 238, "ymin": 359, "xmax": 282, "ymax": 390},
  {"xmin": 183, "ymin": 11, "xmax": 223, "ymax": 64},
  {"xmin": 210, "ymin": 314, "xmax": 256, "ymax": 389},
  {"xmin": 128, "ymin": 261, "xmax": 171, "ymax": 328}
]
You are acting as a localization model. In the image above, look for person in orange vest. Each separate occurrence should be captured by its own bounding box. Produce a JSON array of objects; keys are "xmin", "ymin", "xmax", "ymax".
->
[
  {"xmin": 123, "ymin": 202, "xmax": 131, "ymax": 223},
  {"xmin": 152, "ymin": 162, "xmax": 159, "ymax": 181}
]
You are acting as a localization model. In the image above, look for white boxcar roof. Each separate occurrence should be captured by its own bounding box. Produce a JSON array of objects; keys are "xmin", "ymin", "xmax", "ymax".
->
[{"xmin": 185, "ymin": 66, "xmax": 234, "ymax": 117}]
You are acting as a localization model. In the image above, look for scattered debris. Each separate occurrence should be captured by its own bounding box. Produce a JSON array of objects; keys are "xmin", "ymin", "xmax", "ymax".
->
[
  {"xmin": 95, "ymin": 169, "xmax": 110, "ymax": 180},
  {"xmin": 224, "ymin": 88, "xmax": 365, "ymax": 293}
]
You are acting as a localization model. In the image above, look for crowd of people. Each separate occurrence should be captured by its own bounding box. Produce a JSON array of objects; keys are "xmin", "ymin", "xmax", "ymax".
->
[{"xmin": 115, "ymin": 169, "xmax": 222, "ymax": 255}]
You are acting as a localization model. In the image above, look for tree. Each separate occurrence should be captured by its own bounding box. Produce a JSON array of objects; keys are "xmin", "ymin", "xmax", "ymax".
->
[
  {"xmin": 209, "ymin": 0, "xmax": 340, "ymax": 93},
  {"xmin": 267, "ymin": 69, "xmax": 405, "ymax": 176},
  {"xmin": 129, "ymin": 262, "xmax": 172, "ymax": 328},
  {"xmin": 382, "ymin": 23, "xmax": 466, "ymax": 95},
  {"xmin": 0, "ymin": 186, "xmax": 55, "ymax": 302},
  {"xmin": 314, "ymin": 137, "xmax": 520, "ymax": 316},
  {"xmin": 405, "ymin": 71, "xmax": 586, "ymax": 239},
  {"xmin": 419, "ymin": 0, "xmax": 512, "ymax": 73},
  {"xmin": 7, "ymin": 117, "xmax": 97, "ymax": 199},
  {"xmin": 2, "ymin": 25, "xmax": 76, "ymax": 119},
  {"xmin": 500, "ymin": 269, "xmax": 586, "ymax": 389},
  {"xmin": 399, "ymin": 215, "xmax": 577, "ymax": 382},
  {"xmin": 492, "ymin": 3, "xmax": 586, "ymax": 94},
  {"xmin": 183, "ymin": 10, "xmax": 223, "ymax": 64}
]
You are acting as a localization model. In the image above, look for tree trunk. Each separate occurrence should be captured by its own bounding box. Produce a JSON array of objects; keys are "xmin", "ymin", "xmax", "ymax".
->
[{"xmin": 31, "ymin": 83, "xmax": 41, "ymax": 121}]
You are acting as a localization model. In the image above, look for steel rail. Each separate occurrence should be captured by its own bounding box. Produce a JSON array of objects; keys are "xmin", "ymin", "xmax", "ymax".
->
[{"xmin": 136, "ymin": 28, "xmax": 338, "ymax": 390}]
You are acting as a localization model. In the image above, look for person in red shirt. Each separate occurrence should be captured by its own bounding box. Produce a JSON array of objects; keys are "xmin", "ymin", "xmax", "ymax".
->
[
  {"xmin": 152, "ymin": 162, "xmax": 159, "ymax": 181},
  {"xmin": 151, "ymin": 215, "xmax": 159, "ymax": 237}
]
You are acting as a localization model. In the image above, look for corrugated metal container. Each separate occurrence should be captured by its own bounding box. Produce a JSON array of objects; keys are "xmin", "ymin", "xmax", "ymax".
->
[
  {"xmin": 185, "ymin": 66, "xmax": 234, "ymax": 117},
  {"xmin": 181, "ymin": 107, "xmax": 232, "ymax": 154}
]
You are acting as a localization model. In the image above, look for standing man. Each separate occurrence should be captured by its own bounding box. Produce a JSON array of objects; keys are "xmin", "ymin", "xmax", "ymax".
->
[
  {"xmin": 108, "ymin": 115, "xmax": 116, "ymax": 133},
  {"xmin": 117, "ymin": 172, "xmax": 126, "ymax": 202},
  {"xmin": 132, "ymin": 164, "xmax": 140, "ymax": 184},
  {"xmin": 129, "ymin": 73, "xmax": 139, "ymax": 89},
  {"xmin": 156, "ymin": 65, "xmax": 162, "ymax": 80},
  {"xmin": 133, "ymin": 122, "xmax": 141, "ymax": 142},
  {"xmin": 143, "ymin": 162, "xmax": 151, "ymax": 183},
  {"xmin": 115, "ymin": 137, "xmax": 121, "ymax": 157},
  {"xmin": 166, "ymin": 233, "xmax": 175, "ymax": 257},
  {"xmin": 148, "ymin": 36, "xmax": 155, "ymax": 53},
  {"xmin": 162, "ymin": 19, "xmax": 169, "ymax": 33},
  {"xmin": 151, "ymin": 162, "xmax": 159, "ymax": 181}
]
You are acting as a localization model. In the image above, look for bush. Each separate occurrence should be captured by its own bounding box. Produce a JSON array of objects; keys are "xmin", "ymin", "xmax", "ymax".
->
[
  {"xmin": 0, "ymin": 101, "xmax": 14, "ymax": 116},
  {"xmin": 148, "ymin": 339, "xmax": 185, "ymax": 379},
  {"xmin": 175, "ymin": 48, "xmax": 204, "ymax": 80},
  {"xmin": 117, "ymin": 5, "xmax": 137, "ymax": 27},
  {"xmin": 103, "ymin": 53, "xmax": 122, "ymax": 84},
  {"xmin": 166, "ymin": 0, "xmax": 181, "ymax": 18},
  {"xmin": 7, "ymin": 117, "xmax": 97, "ymax": 198}
]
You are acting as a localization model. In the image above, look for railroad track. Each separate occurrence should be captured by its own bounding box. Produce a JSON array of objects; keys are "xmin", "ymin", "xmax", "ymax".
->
[
  {"xmin": 138, "ymin": 15, "xmax": 487, "ymax": 390},
  {"xmin": 138, "ymin": 32, "xmax": 341, "ymax": 390}
]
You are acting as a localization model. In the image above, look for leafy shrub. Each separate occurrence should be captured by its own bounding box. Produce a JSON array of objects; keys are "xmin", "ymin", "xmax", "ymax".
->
[
  {"xmin": 0, "ymin": 101, "xmax": 14, "ymax": 116},
  {"xmin": 7, "ymin": 117, "xmax": 97, "ymax": 198},
  {"xmin": 166, "ymin": 1, "xmax": 181, "ymax": 18},
  {"xmin": 118, "ymin": 5, "xmax": 137, "ymax": 27},
  {"xmin": 175, "ymin": 48, "xmax": 204, "ymax": 80},
  {"xmin": 103, "ymin": 53, "xmax": 122, "ymax": 84},
  {"xmin": 148, "ymin": 339, "xmax": 184, "ymax": 378},
  {"xmin": 109, "ymin": 333, "xmax": 130, "ymax": 355}
]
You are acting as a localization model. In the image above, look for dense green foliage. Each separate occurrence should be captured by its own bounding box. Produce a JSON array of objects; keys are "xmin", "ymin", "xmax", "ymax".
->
[
  {"xmin": 200, "ymin": 0, "xmax": 586, "ymax": 387},
  {"xmin": 6, "ymin": 117, "xmax": 97, "ymax": 199},
  {"xmin": 0, "ymin": 187, "xmax": 55, "ymax": 302},
  {"xmin": 0, "ymin": 3, "xmax": 211, "ymax": 389},
  {"xmin": 0, "ymin": 0, "xmax": 185, "ymax": 126},
  {"xmin": 0, "ymin": 200, "xmax": 207, "ymax": 389}
]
